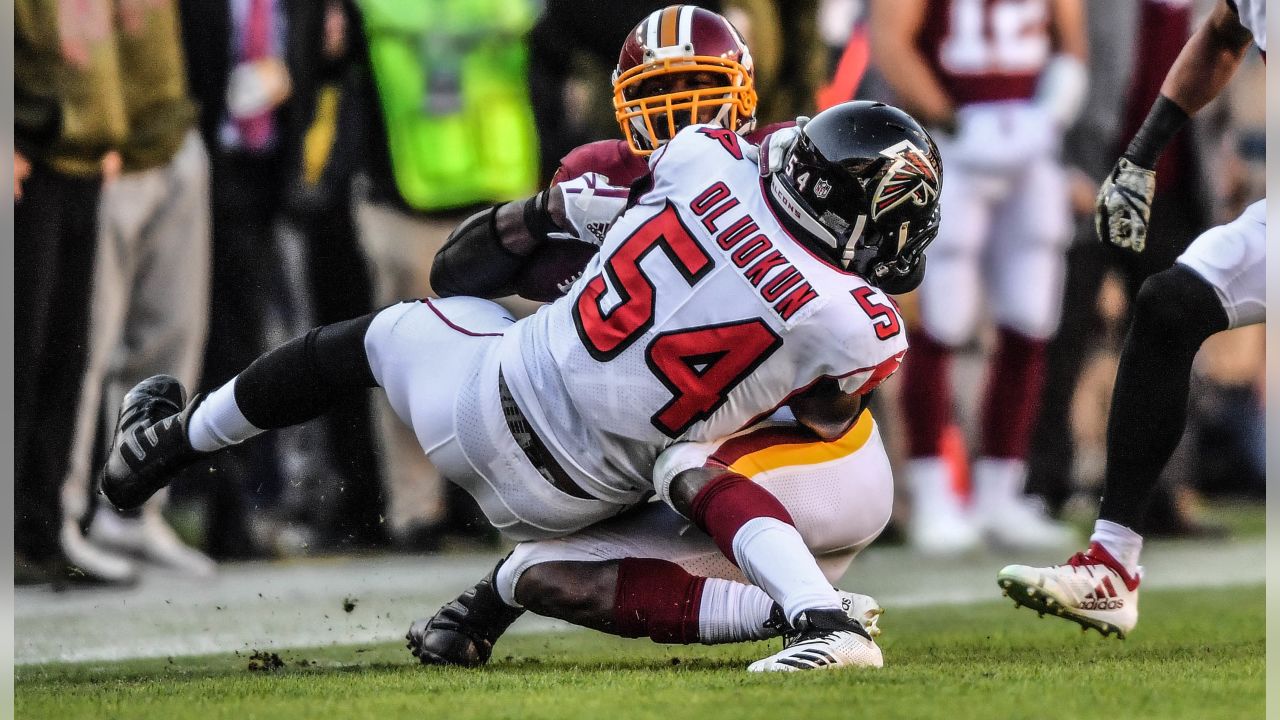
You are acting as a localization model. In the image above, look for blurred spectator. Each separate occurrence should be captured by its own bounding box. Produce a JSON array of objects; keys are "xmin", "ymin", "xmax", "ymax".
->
[
  {"xmin": 871, "ymin": 0, "xmax": 1086, "ymax": 553},
  {"xmin": 178, "ymin": 0, "xmax": 370, "ymax": 558},
  {"xmin": 58, "ymin": 0, "xmax": 214, "ymax": 578},
  {"xmin": 351, "ymin": 0, "xmax": 541, "ymax": 548},
  {"xmin": 15, "ymin": 0, "xmax": 128, "ymax": 583},
  {"xmin": 266, "ymin": 0, "xmax": 384, "ymax": 551}
]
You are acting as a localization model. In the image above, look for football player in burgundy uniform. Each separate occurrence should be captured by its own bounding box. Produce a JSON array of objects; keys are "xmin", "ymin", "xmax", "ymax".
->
[
  {"xmin": 869, "ymin": 0, "xmax": 1088, "ymax": 553},
  {"xmin": 999, "ymin": 0, "xmax": 1265, "ymax": 639},
  {"xmin": 98, "ymin": 99, "xmax": 944, "ymax": 670}
]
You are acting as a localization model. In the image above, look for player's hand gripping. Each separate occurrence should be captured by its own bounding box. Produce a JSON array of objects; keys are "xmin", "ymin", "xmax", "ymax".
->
[
  {"xmin": 1095, "ymin": 157, "xmax": 1156, "ymax": 253},
  {"xmin": 749, "ymin": 116, "xmax": 809, "ymax": 176}
]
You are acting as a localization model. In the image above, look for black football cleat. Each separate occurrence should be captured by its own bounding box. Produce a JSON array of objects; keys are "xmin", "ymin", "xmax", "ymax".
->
[
  {"xmin": 100, "ymin": 375, "xmax": 201, "ymax": 511},
  {"xmin": 406, "ymin": 560, "xmax": 525, "ymax": 667}
]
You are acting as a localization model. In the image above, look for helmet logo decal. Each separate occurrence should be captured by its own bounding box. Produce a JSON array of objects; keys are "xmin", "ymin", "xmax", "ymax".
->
[
  {"xmin": 813, "ymin": 178, "xmax": 832, "ymax": 199},
  {"xmin": 871, "ymin": 140, "xmax": 939, "ymax": 220}
]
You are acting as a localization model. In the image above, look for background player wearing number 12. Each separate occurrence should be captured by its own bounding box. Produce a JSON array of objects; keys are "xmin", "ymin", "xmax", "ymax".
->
[{"xmin": 871, "ymin": 0, "xmax": 1089, "ymax": 553}]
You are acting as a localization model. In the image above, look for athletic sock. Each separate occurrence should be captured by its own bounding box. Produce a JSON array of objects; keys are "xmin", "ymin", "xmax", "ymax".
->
[
  {"xmin": 1090, "ymin": 519, "xmax": 1143, "ymax": 576},
  {"xmin": 690, "ymin": 473, "xmax": 841, "ymax": 625},
  {"xmin": 697, "ymin": 579, "xmax": 777, "ymax": 644},
  {"xmin": 613, "ymin": 558, "xmax": 706, "ymax": 643},
  {"xmin": 187, "ymin": 378, "xmax": 262, "ymax": 452}
]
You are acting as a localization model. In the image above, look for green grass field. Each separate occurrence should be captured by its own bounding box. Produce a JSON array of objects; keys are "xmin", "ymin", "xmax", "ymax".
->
[{"xmin": 17, "ymin": 584, "xmax": 1263, "ymax": 720}]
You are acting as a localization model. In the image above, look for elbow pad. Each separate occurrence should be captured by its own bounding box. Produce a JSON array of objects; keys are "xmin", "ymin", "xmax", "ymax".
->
[{"xmin": 431, "ymin": 206, "xmax": 525, "ymax": 298}]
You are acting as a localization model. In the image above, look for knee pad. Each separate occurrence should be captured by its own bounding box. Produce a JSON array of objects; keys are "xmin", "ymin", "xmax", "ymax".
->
[{"xmin": 1134, "ymin": 265, "xmax": 1228, "ymax": 342}]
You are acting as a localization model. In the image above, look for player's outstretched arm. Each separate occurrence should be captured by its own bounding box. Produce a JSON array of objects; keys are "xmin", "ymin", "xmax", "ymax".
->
[{"xmin": 1095, "ymin": 0, "xmax": 1253, "ymax": 254}]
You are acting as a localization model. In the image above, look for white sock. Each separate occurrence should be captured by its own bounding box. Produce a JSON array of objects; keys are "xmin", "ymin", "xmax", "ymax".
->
[
  {"xmin": 697, "ymin": 579, "xmax": 777, "ymax": 644},
  {"xmin": 907, "ymin": 456, "xmax": 964, "ymax": 518},
  {"xmin": 731, "ymin": 517, "xmax": 840, "ymax": 625},
  {"xmin": 187, "ymin": 378, "xmax": 263, "ymax": 452},
  {"xmin": 1090, "ymin": 519, "xmax": 1143, "ymax": 575},
  {"xmin": 971, "ymin": 457, "xmax": 1025, "ymax": 518}
]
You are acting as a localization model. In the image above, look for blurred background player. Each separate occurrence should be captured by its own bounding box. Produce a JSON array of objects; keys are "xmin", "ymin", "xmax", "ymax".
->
[
  {"xmin": 869, "ymin": 0, "xmax": 1087, "ymax": 553},
  {"xmin": 998, "ymin": 0, "xmax": 1264, "ymax": 638}
]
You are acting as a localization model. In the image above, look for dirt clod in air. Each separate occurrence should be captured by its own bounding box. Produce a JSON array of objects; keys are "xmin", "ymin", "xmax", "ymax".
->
[{"xmin": 247, "ymin": 650, "xmax": 285, "ymax": 672}]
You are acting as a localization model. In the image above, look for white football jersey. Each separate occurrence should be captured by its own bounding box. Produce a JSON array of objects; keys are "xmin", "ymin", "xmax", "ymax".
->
[
  {"xmin": 498, "ymin": 124, "xmax": 909, "ymax": 502},
  {"xmin": 1230, "ymin": 0, "xmax": 1265, "ymax": 53}
]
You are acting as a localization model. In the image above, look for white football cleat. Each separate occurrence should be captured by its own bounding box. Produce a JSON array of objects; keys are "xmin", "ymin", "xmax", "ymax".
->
[
  {"xmin": 997, "ymin": 542, "xmax": 1140, "ymax": 638},
  {"xmin": 980, "ymin": 496, "xmax": 1077, "ymax": 550},
  {"xmin": 838, "ymin": 591, "xmax": 884, "ymax": 639},
  {"xmin": 749, "ymin": 608, "xmax": 884, "ymax": 672},
  {"xmin": 906, "ymin": 459, "xmax": 981, "ymax": 556}
]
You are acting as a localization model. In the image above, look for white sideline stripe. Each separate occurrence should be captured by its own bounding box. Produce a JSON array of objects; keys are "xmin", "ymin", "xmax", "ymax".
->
[{"xmin": 14, "ymin": 538, "xmax": 1263, "ymax": 666}]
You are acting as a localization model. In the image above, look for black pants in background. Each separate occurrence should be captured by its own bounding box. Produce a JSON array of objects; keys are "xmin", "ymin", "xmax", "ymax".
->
[{"xmin": 15, "ymin": 166, "xmax": 101, "ymax": 560}]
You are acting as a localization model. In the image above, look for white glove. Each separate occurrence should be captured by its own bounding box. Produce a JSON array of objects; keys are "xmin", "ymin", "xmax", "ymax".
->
[
  {"xmin": 553, "ymin": 173, "xmax": 629, "ymax": 246},
  {"xmin": 747, "ymin": 116, "xmax": 809, "ymax": 176},
  {"xmin": 1095, "ymin": 157, "xmax": 1156, "ymax": 253}
]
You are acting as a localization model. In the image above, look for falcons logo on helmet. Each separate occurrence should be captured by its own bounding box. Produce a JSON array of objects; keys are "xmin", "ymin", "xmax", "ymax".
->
[{"xmin": 870, "ymin": 140, "xmax": 939, "ymax": 220}]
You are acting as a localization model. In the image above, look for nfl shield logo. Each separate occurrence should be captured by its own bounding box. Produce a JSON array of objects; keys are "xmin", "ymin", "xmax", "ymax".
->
[{"xmin": 813, "ymin": 178, "xmax": 832, "ymax": 199}]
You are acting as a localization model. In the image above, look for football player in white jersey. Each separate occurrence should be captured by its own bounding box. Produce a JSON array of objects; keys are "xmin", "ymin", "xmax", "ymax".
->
[
  {"xmin": 99, "ymin": 101, "xmax": 943, "ymax": 670},
  {"xmin": 408, "ymin": 5, "xmax": 905, "ymax": 671},
  {"xmin": 998, "ymin": 0, "xmax": 1265, "ymax": 638}
]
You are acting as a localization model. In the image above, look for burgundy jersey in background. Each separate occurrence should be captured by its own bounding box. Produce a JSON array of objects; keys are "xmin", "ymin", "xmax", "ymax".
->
[{"xmin": 916, "ymin": 0, "xmax": 1052, "ymax": 107}]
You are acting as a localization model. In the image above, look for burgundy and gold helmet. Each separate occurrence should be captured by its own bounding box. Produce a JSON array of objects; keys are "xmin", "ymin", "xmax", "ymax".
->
[{"xmin": 612, "ymin": 5, "xmax": 758, "ymax": 155}]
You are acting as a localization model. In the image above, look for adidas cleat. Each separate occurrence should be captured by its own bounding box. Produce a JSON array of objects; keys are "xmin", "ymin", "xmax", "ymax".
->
[
  {"xmin": 997, "ymin": 542, "xmax": 1140, "ymax": 638},
  {"xmin": 749, "ymin": 608, "xmax": 883, "ymax": 671},
  {"xmin": 766, "ymin": 590, "xmax": 885, "ymax": 646}
]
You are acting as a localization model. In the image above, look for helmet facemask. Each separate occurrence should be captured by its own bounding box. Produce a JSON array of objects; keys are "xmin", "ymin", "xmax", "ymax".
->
[{"xmin": 613, "ymin": 56, "xmax": 757, "ymax": 155}]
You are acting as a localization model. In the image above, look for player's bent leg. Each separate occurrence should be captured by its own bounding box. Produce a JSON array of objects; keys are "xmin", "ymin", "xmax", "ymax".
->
[
  {"xmin": 100, "ymin": 311, "xmax": 382, "ymax": 510},
  {"xmin": 1098, "ymin": 264, "xmax": 1228, "ymax": 532},
  {"xmin": 410, "ymin": 417, "xmax": 894, "ymax": 666},
  {"xmin": 662, "ymin": 467, "xmax": 879, "ymax": 669},
  {"xmin": 998, "ymin": 261, "xmax": 1234, "ymax": 638}
]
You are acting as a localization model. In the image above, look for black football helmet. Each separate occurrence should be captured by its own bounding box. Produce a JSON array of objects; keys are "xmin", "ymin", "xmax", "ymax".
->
[{"xmin": 766, "ymin": 101, "xmax": 942, "ymax": 294}]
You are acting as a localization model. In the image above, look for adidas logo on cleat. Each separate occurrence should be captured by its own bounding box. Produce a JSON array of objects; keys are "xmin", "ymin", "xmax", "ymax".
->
[{"xmin": 1079, "ymin": 577, "xmax": 1124, "ymax": 611}]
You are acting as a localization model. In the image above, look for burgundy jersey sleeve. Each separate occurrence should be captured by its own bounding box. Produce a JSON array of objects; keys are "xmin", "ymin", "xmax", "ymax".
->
[
  {"xmin": 915, "ymin": 0, "xmax": 1044, "ymax": 106},
  {"xmin": 551, "ymin": 140, "xmax": 651, "ymax": 187},
  {"xmin": 744, "ymin": 120, "xmax": 797, "ymax": 145}
]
